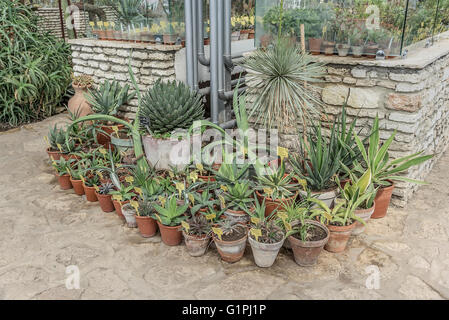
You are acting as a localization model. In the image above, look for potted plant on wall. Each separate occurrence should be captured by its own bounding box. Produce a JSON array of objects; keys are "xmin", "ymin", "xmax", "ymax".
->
[
  {"xmin": 140, "ymin": 79, "xmax": 205, "ymax": 170},
  {"xmin": 322, "ymin": 21, "xmax": 337, "ymax": 55},
  {"xmin": 161, "ymin": 21, "xmax": 178, "ymax": 45},
  {"xmin": 212, "ymin": 217, "xmax": 248, "ymax": 263},
  {"xmin": 69, "ymin": 75, "xmax": 94, "ymax": 118},
  {"xmin": 335, "ymin": 28, "xmax": 350, "ymax": 57},
  {"xmin": 153, "ymin": 195, "xmax": 189, "ymax": 246},
  {"xmin": 364, "ymin": 30, "xmax": 380, "ymax": 57},
  {"xmin": 181, "ymin": 214, "xmax": 212, "ymax": 257},
  {"xmin": 349, "ymin": 28, "xmax": 365, "ymax": 58}
]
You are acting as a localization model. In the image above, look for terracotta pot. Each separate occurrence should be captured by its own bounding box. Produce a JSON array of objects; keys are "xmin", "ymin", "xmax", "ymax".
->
[
  {"xmin": 68, "ymin": 84, "xmax": 93, "ymax": 119},
  {"xmin": 308, "ymin": 38, "xmax": 322, "ymax": 55},
  {"xmin": 157, "ymin": 222, "xmax": 182, "ymax": 246},
  {"xmin": 70, "ymin": 178, "xmax": 85, "ymax": 196},
  {"xmin": 183, "ymin": 231, "xmax": 211, "ymax": 257},
  {"xmin": 204, "ymin": 38, "xmax": 210, "ymax": 45},
  {"xmin": 248, "ymin": 30, "xmax": 255, "ymax": 39},
  {"xmin": 58, "ymin": 174, "xmax": 73, "ymax": 190},
  {"xmin": 256, "ymin": 190, "xmax": 297, "ymax": 217},
  {"xmin": 336, "ymin": 44, "xmax": 350, "ymax": 57},
  {"xmin": 351, "ymin": 45, "xmax": 364, "ymax": 57},
  {"xmin": 47, "ymin": 148, "xmax": 61, "ymax": 161},
  {"xmin": 323, "ymin": 41, "xmax": 335, "ymax": 55},
  {"xmin": 97, "ymin": 123, "xmax": 125, "ymax": 149},
  {"xmin": 83, "ymin": 184, "xmax": 98, "ymax": 202},
  {"xmin": 112, "ymin": 200, "xmax": 128, "ymax": 220},
  {"xmin": 325, "ymin": 221, "xmax": 356, "ymax": 253},
  {"xmin": 212, "ymin": 228, "xmax": 247, "ymax": 263},
  {"xmin": 163, "ymin": 34, "xmax": 178, "ymax": 45},
  {"xmin": 223, "ymin": 208, "xmax": 250, "ymax": 223},
  {"xmin": 96, "ymin": 192, "xmax": 115, "ymax": 213},
  {"xmin": 135, "ymin": 216, "xmax": 158, "ymax": 238},
  {"xmin": 288, "ymin": 220, "xmax": 329, "ymax": 266},
  {"xmin": 339, "ymin": 178, "xmax": 351, "ymax": 189},
  {"xmin": 372, "ymin": 181, "xmax": 395, "ymax": 219},
  {"xmin": 248, "ymin": 229, "xmax": 285, "ymax": 268},
  {"xmin": 239, "ymin": 30, "xmax": 249, "ymax": 40},
  {"xmin": 352, "ymin": 203, "xmax": 376, "ymax": 235},
  {"xmin": 198, "ymin": 175, "xmax": 216, "ymax": 182}
]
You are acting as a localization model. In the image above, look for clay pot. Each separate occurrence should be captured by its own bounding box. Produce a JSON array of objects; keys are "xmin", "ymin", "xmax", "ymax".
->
[
  {"xmin": 68, "ymin": 84, "xmax": 93, "ymax": 119},
  {"xmin": 135, "ymin": 216, "xmax": 158, "ymax": 238},
  {"xmin": 212, "ymin": 226, "xmax": 248, "ymax": 263},
  {"xmin": 248, "ymin": 229, "xmax": 285, "ymax": 268},
  {"xmin": 351, "ymin": 45, "xmax": 364, "ymax": 57},
  {"xmin": 112, "ymin": 200, "xmax": 128, "ymax": 220},
  {"xmin": 83, "ymin": 184, "xmax": 98, "ymax": 202},
  {"xmin": 122, "ymin": 204, "xmax": 138, "ymax": 228},
  {"xmin": 323, "ymin": 41, "xmax": 335, "ymax": 55},
  {"xmin": 308, "ymin": 38, "xmax": 322, "ymax": 55},
  {"xmin": 364, "ymin": 44, "xmax": 379, "ymax": 57},
  {"xmin": 372, "ymin": 181, "xmax": 395, "ymax": 219},
  {"xmin": 198, "ymin": 175, "xmax": 216, "ymax": 182},
  {"xmin": 70, "ymin": 178, "xmax": 85, "ymax": 196},
  {"xmin": 248, "ymin": 30, "xmax": 255, "ymax": 39},
  {"xmin": 325, "ymin": 221, "xmax": 356, "ymax": 253},
  {"xmin": 47, "ymin": 148, "xmax": 61, "ymax": 161},
  {"xmin": 96, "ymin": 193, "xmax": 115, "ymax": 213},
  {"xmin": 163, "ymin": 34, "xmax": 178, "ymax": 45},
  {"xmin": 288, "ymin": 220, "xmax": 329, "ymax": 266},
  {"xmin": 336, "ymin": 44, "xmax": 350, "ymax": 57},
  {"xmin": 183, "ymin": 232, "xmax": 211, "ymax": 257},
  {"xmin": 97, "ymin": 123, "xmax": 125, "ymax": 149},
  {"xmin": 352, "ymin": 203, "xmax": 376, "ymax": 235},
  {"xmin": 255, "ymin": 190, "xmax": 297, "ymax": 217},
  {"xmin": 223, "ymin": 208, "xmax": 250, "ymax": 223},
  {"xmin": 58, "ymin": 174, "xmax": 73, "ymax": 190},
  {"xmin": 157, "ymin": 221, "xmax": 183, "ymax": 246}
]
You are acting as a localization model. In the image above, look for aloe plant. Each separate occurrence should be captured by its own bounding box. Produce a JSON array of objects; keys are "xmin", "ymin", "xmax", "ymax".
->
[
  {"xmin": 52, "ymin": 158, "xmax": 75, "ymax": 176},
  {"xmin": 153, "ymin": 196, "xmax": 189, "ymax": 227},
  {"xmin": 190, "ymin": 189, "xmax": 220, "ymax": 215},
  {"xmin": 85, "ymin": 80, "xmax": 135, "ymax": 116},
  {"xmin": 309, "ymin": 196, "xmax": 368, "ymax": 227},
  {"xmin": 222, "ymin": 181, "xmax": 254, "ymax": 212},
  {"xmin": 256, "ymin": 160, "xmax": 298, "ymax": 200}
]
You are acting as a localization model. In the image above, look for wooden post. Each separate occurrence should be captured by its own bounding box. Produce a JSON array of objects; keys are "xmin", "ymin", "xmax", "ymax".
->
[
  {"xmin": 57, "ymin": 0, "xmax": 65, "ymax": 40},
  {"xmin": 300, "ymin": 24, "xmax": 306, "ymax": 54}
]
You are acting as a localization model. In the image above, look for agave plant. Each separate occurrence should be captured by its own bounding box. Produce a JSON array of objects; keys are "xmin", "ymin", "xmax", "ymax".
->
[
  {"xmin": 222, "ymin": 181, "xmax": 254, "ymax": 212},
  {"xmin": 190, "ymin": 189, "xmax": 220, "ymax": 215},
  {"xmin": 85, "ymin": 80, "xmax": 135, "ymax": 116},
  {"xmin": 52, "ymin": 158, "xmax": 75, "ymax": 176},
  {"xmin": 182, "ymin": 214, "xmax": 211, "ymax": 237},
  {"xmin": 47, "ymin": 125, "xmax": 67, "ymax": 151},
  {"xmin": 153, "ymin": 195, "xmax": 189, "ymax": 227},
  {"xmin": 140, "ymin": 79, "xmax": 205, "ymax": 136},
  {"xmin": 256, "ymin": 160, "xmax": 298, "ymax": 200}
]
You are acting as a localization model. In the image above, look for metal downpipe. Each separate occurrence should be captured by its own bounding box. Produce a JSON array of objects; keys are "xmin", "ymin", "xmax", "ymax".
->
[
  {"xmin": 223, "ymin": 0, "xmax": 234, "ymax": 71},
  {"xmin": 209, "ymin": 0, "xmax": 219, "ymax": 123},
  {"xmin": 192, "ymin": 0, "xmax": 199, "ymax": 90},
  {"xmin": 197, "ymin": 0, "xmax": 210, "ymax": 67},
  {"xmin": 184, "ymin": 0, "xmax": 194, "ymax": 88}
]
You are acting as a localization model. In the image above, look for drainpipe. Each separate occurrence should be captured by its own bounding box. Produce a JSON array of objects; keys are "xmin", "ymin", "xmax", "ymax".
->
[
  {"xmin": 209, "ymin": 0, "xmax": 219, "ymax": 123},
  {"xmin": 197, "ymin": 0, "xmax": 210, "ymax": 66},
  {"xmin": 192, "ymin": 0, "xmax": 199, "ymax": 90},
  {"xmin": 185, "ymin": 0, "xmax": 194, "ymax": 88},
  {"xmin": 223, "ymin": 0, "xmax": 234, "ymax": 71}
]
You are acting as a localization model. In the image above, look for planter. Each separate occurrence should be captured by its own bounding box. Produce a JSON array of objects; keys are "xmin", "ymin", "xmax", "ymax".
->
[
  {"xmin": 308, "ymin": 38, "xmax": 322, "ymax": 55},
  {"xmin": 58, "ymin": 174, "xmax": 73, "ymax": 190},
  {"xmin": 183, "ymin": 231, "xmax": 211, "ymax": 257},
  {"xmin": 336, "ymin": 44, "xmax": 350, "ymax": 57},
  {"xmin": 68, "ymin": 84, "xmax": 93, "ymax": 119},
  {"xmin": 135, "ymin": 216, "xmax": 158, "ymax": 238},
  {"xmin": 163, "ymin": 34, "xmax": 178, "ymax": 45},
  {"xmin": 223, "ymin": 208, "xmax": 249, "ymax": 223},
  {"xmin": 157, "ymin": 221, "xmax": 182, "ymax": 246},
  {"xmin": 140, "ymin": 31, "xmax": 152, "ymax": 43},
  {"xmin": 248, "ymin": 30, "xmax": 255, "ymax": 39},
  {"xmin": 323, "ymin": 41, "xmax": 335, "ymax": 55},
  {"xmin": 352, "ymin": 203, "xmax": 375, "ymax": 235},
  {"xmin": 325, "ymin": 221, "xmax": 356, "ymax": 253},
  {"xmin": 112, "ymin": 200, "xmax": 128, "ymax": 220},
  {"xmin": 47, "ymin": 148, "xmax": 61, "ymax": 161},
  {"xmin": 288, "ymin": 220, "xmax": 329, "ymax": 266},
  {"xmin": 212, "ymin": 227, "xmax": 247, "ymax": 263},
  {"xmin": 231, "ymin": 31, "xmax": 240, "ymax": 41},
  {"xmin": 364, "ymin": 44, "xmax": 379, "ymax": 57},
  {"xmin": 299, "ymin": 186, "xmax": 338, "ymax": 208},
  {"xmin": 83, "ymin": 184, "xmax": 98, "ymax": 202},
  {"xmin": 372, "ymin": 181, "xmax": 395, "ymax": 219},
  {"xmin": 351, "ymin": 45, "xmax": 364, "ymax": 57},
  {"xmin": 248, "ymin": 230, "xmax": 285, "ymax": 268},
  {"xmin": 70, "ymin": 178, "xmax": 85, "ymax": 196},
  {"xmin": 96, "ymin": 193, "xmax": 115, "ymax": 213},
  {"xmin": 255, "ymin": 190, "xmax": 297, "ymax": 217},
  {"xmin": 122, "ymin": 204, "xmax": 138, "ymax": 228}
]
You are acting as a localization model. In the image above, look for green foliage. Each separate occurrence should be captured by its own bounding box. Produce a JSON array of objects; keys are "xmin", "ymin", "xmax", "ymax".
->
[
  {"xmin": 99, "ymin": 182, "xmax": 115, "ymax": 195},
  {"xmin": 109, "ymin": 184, "xmax": 136, "ymax": 201},
  {"xmin": 0, "ymin": 1, "xmax": 72, "ymax": 127},
  {"xmin": 190, "ymin": 189, "xmax": 220, "ymax": 215},
  {"xmin": 256, "ymin": 160, "xmax": 298, "ymax": 200},
  {"xmin": 183, "ymin": 214, "xmax": 211, "ymax": 237},
  {"xmin": 153, "ymin": 195, "xmax": 189, "ymax": 227},
  {"xmin": 309, "ymin": 197, "xmax": 366, "ymax": 227},
  {"xmin": 222, "ymin": 181, "xmax": 254, "ymax": 212},
  {"xmin": 52, "ymin": 158, "xmax": 75, "ymax": 176},
  {"xmin": 86, "ymin": 80, "xmax": 135, "ymax": 116},
  {"xmin": 140, "ymin": 79, "xmax": 205, "ymax": 136}
]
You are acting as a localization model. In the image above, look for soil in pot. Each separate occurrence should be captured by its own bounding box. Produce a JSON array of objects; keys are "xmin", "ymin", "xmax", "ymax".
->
[
  {"xmin": 248, "ymin": 229, "xmax": 285, "ymax": 268},
  {"xmin": 136, "ymin": 216, "xmax": 158, "ymax": 238},
  {"xmin": 212, "ymin": 225, "xmax": 247, "ymax": 263},
  {"xmin": 157, "ymin": 221, "xmax": 182, "ymax": 246},
  {"xmin": 58, "ymin": 174, "xmax": 73, "ymax": 190},
  {"xmin": 352, "ymin": 203, "xmax": 375, "ymax": 235},
  {"xmin": 288, "ymin": 220, "xmax": 329, "ymax": 266},
  {"xmin": 372, "ymin": 181, "xmax": 395, "ymax": 219},
  {"xmin": 83, "ymin": 184, "xmax": 98, "ymax": 202},
  {"xmin": 325, "ymin": 221, "xmax": 356, "ymax": 253},
  {"xmin": 183, "ymin": 232, "xmax": 211, "ymax": 257},
  {"xmin": 96, "ymin": 193, "xmax": 115, "ymax": 213},
  {"xmin": 112, "ymin": 200, "xmax": 128, "ymax": 221},
  {"xmin": 70, "ymin": 178, "xmax": 85, "ymax": 196}
]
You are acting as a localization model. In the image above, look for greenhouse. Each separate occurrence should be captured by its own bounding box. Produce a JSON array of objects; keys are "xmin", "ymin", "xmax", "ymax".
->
[{"xmin": 1, "ymin": 0, "xmax": 449, "ymax": 303}]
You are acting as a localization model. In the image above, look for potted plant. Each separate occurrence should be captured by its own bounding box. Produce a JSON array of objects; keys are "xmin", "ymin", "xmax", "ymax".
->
[
  {"xmin": 322, "ymin": 21, "xmax": 337, "ymax": 55},
  {"xmin": 256, "ymin": 160, "xmax": 299, "ymax": 217},
  {"xmin": 364, "ymin": 30, "xmax": 380, "ymax": 57},
  {"xmin": 349, "ymin": 29, "xmax": 365, "ymax": 57},
  {"xmin": 69, "ymin": 165, "xmax": 85, "ymax": 196},
  {"xmin": 153, "ymin": 195, "xmax": 189, "ymax": 246},
  {"xmin": 246, "ymin": 199, "xmax": 285, "ymax": 268},
  {"xmin": 220, "ymin": 181, "xmax": 254, "ymax": 223},
  {"xmin": 46, "ymin": 125, "xmax": 65, "ymax": 160},
  {"xmin": 181, "ymin": 214, "xmax": 212, "ymax": 257},
  {"xmin": 95, "ymin": 182, "xmax": 115, "ymax": 213},
  {"xmin": 212, "ymin": 217, "xmax": 248, "ymax": 263},
  {"xmin": 110, "ymin": 184, "xmax": 137, "ymax": 221},
  {"xmin": 161, "ymin": 21, "xmax": 178, "ymax": 45},
  {"xmin": 134, "ymin": 196, "xmax": 158, "ymax": 238},
  {"xmin": 69, "ymin": 74, "xmax": 94, "ymax": 118},
  {"xmin": 190, "ymin": 189, "xmax": 220, "ymax": 215},
  {"xmin": 140, "ymin": 79, "xmax": 205, "ymax": 170},
  {"xmin": 52, "ymin": 158, "xmax": 75, "ymax": 190},
  {"xmin": 82, "ymin": 174, "xmax": 100, "ymax": 202},
  {"xmin": 352, "ymin": 116, "xmax": 433, "ymax": 219},
  {"xmin": 335, "ymin": 29, "xmax": 350, "ymax": 57},
  {"xmin": 231, "ymin": 16, "xmax": 242, "ymax": 41}
]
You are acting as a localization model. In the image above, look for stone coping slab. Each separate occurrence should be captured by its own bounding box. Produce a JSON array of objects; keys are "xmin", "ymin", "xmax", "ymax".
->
[{"xmin": 68, "ymin": 38, "xmax": 183, "ymax": 52}]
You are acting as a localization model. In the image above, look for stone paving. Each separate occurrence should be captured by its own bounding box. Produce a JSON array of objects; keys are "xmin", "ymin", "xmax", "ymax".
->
[{"xmin": 0, "ymin": 113, "xmax": 448, "ymax": 300}]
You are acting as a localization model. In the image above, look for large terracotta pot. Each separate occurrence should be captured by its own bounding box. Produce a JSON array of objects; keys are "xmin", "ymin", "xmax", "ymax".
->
[
  {"xmin": 352, "ymin": 203, "xmax": 376, "ymax": 235},
  {"xmin": 96, "ymin": 192, "xmax": 115, "ymax": 213},
  {"xmin": 70, "ymin": 178, "xmax": 85, "ymax": 196},
  {"xmin": 325, "ymin": 222, "xmax": 356, "ymax": 253},
  {"xmin": 157, "ymin": 222, "xmax": 183, "ymax": 246},
  {"xmin": 308, "ymin": 38, "xmax": 322, "ymax": 55},
  {"xmin": 135, "ymin": 216, "xmax": 158, "ymax": 238},
  {"xmin": 68, "ymin": 84, "xmax": 93, "ymax": 118},
  {"xmin": 372, "ymin": 181, "xmax": 395, "ymax": 219}
]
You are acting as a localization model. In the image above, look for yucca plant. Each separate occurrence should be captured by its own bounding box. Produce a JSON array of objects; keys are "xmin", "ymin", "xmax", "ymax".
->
[
  {"xmin": 256, "ymin": 160, "xmax": 298, "ymax": 200},
  {"xmin": 140, "ymin": 79, "xmax": 205, "ymax": 136},
  {"xmin": 85, "ymin": 80, "xmax": 135, "ymax": 116}
]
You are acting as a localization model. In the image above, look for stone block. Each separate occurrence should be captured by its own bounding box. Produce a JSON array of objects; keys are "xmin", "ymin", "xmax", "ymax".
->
[
  {"xmin": 386, "ymin": 93, "xmax": 422, "ymax": 112},
  {"xmin": 348, "ymin": 88, "xmax": 383, "ymax": 109},
  {"xmin": 321, "ymin": 85, "xmax": 349, "ymax": 106},
  {"xmin": 351, "ymin": 68, "xmax": 367, "ymax": 78}
]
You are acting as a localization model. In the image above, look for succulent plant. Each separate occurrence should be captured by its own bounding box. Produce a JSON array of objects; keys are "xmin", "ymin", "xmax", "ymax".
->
[
  {"xmin": 85, "ymin": 80, "xmax": 135, "ymax": 116},
  {"xmin": 140, "ymin": 79, "xmax": 205, "ymax": 136},
  {"xmin": 47, "ymin": 125, "xmax": 66, "ymax": 151},
  {"xmin": 184, "ymin": 214, "xmax": 211, "ymax": 237},
  {"xmin": 72, "ymin": 74, "xmax": 94, "ymax": 88},
  {"xmin": 99, "ymin": 182, "xmax": 115, "ymax": 195}
]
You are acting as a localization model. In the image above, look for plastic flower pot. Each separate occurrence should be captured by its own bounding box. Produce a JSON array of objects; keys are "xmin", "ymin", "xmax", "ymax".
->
[
  {"xmin": 121, "ymin": 204, "xmax": 138, "ymax": 228},
  {"xmin": 112, "ymin": 200, "xmax": 128, "ymax": 220},
  {"xmin": 47, "ymin": 148, "xmax": 61, "ymax": 161},
  {"xmin": 372, "ymin": 181, "xmax": 395, "ymax": 219},
  {"xmin": 212, "ymin": 226, "xmax": 248, "ymax": 263},
  {"xmin": 308, "ymin": 38, "xmax": 322, "ymax": 55},
  {"xmin": 248, "ymin": 229, "xmax": 285, "ymax": 268},
  {"xmin": 288, "ymin": 220, "xmax": 329, "ymax": 266},
  {"xmin": 325, "ymin": 221, "xmax": 356, "ymax": 253},
  {"xmin": 58, "ymin": 174, "xmax": 73, "ymax": 190},
  {"xmin": 157, "ymin": 221, "xmax": 183, "ymax": 246},
  {"xmin": 95, "ymin": 192, "xmax": 115, "ymax": 213},
  {"xmin": 135, "ymin": 216, "xmax": 158, "ymax": 238},
  {"xmin": 83, "ymin": 184, "xmax": 98, "ymax": 202},
  {"xmin": 352, "ymin": 203, "xmax": 376, "ymax": 235},
  {"xmin": 70, "ymin": 178, "xmax": 85, "ymax": 196},
  {"xmin": 183, "ymin": 231, "xmax": 211, "ymax": 257}
]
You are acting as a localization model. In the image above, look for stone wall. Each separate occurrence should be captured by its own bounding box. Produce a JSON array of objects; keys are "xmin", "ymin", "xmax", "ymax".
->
[
  {"xmin": 248, "ymin": 34, "xmax": 449, "ymax": 207},
  {"xmin": 69, "ymin": 39, "xmax": 182, "ymax": 118}
]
